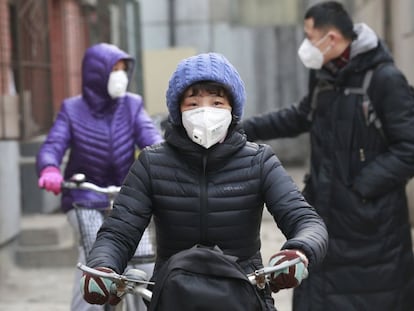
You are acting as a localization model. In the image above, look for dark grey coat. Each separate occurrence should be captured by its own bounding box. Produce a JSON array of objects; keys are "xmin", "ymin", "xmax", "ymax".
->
[{"xmin": 243, "ymin": 24, "xmax": 414, "ymax": 311}]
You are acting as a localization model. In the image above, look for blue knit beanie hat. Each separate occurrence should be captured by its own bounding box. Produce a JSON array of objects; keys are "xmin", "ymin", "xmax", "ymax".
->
[{"xmin": 166, "ymin": 52, "xmax": 246, "ymax": 125}]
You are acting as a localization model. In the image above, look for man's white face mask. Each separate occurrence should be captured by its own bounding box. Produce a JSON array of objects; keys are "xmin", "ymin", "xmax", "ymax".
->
[
  {"xmin": 297, "ymin": 34, "xmax": 331, "ymax": 69},
  {"xmin": 182, "ymin": 107, "xmax": 232, "ymax": 149},
  {"xmin": 107, "ymin": 70, "xmax": 128, "ymax": 99}
]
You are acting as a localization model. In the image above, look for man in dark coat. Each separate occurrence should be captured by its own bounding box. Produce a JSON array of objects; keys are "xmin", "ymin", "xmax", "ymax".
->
[
  {"xmin": 80, "ymin": 52, "xmax": 328, "ymax": 310},
  {"xmin": 242, "ymin": 2, "xmax": 414, "ymax": 310}
]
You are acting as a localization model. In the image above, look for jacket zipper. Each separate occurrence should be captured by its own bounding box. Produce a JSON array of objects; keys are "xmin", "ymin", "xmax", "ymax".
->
[
  {"xmin": 359, "ymin": 148, "xmax": 366, "ymax": 162},
  {"xmin": 200, "ymin": 154, "xmax": 208, "ymax": 244}
]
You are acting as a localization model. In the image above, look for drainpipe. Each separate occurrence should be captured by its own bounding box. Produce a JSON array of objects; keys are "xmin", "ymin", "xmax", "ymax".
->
[
  {"xmin": 383, "ymin": 0, "xmax": 393, "ymax": 52},
  {"xmin": 168, "ymin": 0, "xmax": 176, "ymax": 47}
]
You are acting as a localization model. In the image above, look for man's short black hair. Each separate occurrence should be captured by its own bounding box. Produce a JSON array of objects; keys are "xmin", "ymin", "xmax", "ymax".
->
[{"xmin": 305, "ymin": 1, "xmax": 357, "ymax": 41}]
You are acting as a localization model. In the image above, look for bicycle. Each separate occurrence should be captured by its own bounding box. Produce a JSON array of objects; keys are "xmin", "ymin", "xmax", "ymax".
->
[
  {"xmin": 77, "ymin": 256, "xmax": 301, "ymax": 309},
  {"xmin": 62, "ymin": 173, "xmax": 156, "ymax": 311}
]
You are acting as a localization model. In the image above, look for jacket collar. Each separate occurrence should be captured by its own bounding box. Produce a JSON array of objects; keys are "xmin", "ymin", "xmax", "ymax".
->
[{"xmin": 164, "ymin": 122, "xmax": 247, "ymax": 170}]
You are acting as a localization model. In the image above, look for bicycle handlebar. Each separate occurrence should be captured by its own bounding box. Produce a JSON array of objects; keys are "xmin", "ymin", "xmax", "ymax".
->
[
  {"xmin": 61, "ymin": 174, "xmax": 120, "ymax": 196},
  {"xmin": 77, "ymin": 263, "xmax": 154, "ymax": 301},
  {"xmin": 77, "ymin": 256, "xmax": 302, "ymax": 301},
  {"xmin": 62, "ymin": 181, "xmax": 120, "ymax": 195},
  {"xmin": 247, "ymin": 257, "xmax": 301, "ymax": 288},
  {"xmin": 77, "ymin": 263, "xmax": 154, "ymax": 285}
]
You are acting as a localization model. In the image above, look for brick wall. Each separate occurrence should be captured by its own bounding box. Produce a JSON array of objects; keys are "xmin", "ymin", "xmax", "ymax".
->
[
  {"xmin": 0, "ymin": 0, "xmax": 12, "ymax": 95},
  {"xmin": 63, "ymin": 0, "xmax": 86, "ymax": 98},
  {"xmin": 49, "ymin": 0, "xmax": 88, "ymax": 114},
  {"xmin": 49, "ymin": 0, "xmax": 66, "ymax": 113}
]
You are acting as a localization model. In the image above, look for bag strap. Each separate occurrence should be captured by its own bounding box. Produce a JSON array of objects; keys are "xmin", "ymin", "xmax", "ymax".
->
[
  {"xmin": 309, "ymin": 63, "xmax": 388, "ymax": 142},
  {"xmin": 307, "ymin": 80, "xmax": 335, "ymax": 121},
  {"xmin": 344, "ymin": 64, "xmax": 388, "ymax": 142}
]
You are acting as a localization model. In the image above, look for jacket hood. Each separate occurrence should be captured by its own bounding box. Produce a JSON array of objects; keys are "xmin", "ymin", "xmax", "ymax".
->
[
  {"xmin": 349, "ymin": 23, "xmax": 393, "ymax": 71},
  {"xmin": 82, "ymin": 43, "xmax": 134, "ymax": 115},
  {"xmin": 318, "ymin": 23, "xmax": 393, "ymax": 81},
  {"xmin": 350, "ymin": 23, "xmax": 378, "ymax": 59}
]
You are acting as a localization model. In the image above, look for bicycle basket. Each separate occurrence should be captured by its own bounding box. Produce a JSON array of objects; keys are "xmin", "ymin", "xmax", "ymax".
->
[
  {"xmin": 73, "ymin": 201, "xmax": 110, "ymax": 256},
  {"xmin": 74, "ymin": 200, "xmax": 156, "ymax": 263}
]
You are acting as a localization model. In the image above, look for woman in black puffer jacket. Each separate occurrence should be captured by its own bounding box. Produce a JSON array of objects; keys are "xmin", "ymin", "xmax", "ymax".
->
[{"xmin": 83, "ymin": 52, "xmax": 328, "ymax": 310}]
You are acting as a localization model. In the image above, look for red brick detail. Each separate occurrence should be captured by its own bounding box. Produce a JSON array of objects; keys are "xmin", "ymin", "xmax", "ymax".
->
[
  {"xmin": 0, "ymin": 0, "xmax": 12, "ymax": 94},
  {"xmin": 49, "ymin": 0, "xmax": 89, "ymax": 114}
]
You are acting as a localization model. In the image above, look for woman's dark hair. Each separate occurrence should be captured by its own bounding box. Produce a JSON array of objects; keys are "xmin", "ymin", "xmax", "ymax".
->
[
  {"xmin": 305, "ymin": 1, "xmax": 357, "ymax": 41},
  {"xmin": 180, "ymin": 81, "xmax": 234, "ymax": 106}
]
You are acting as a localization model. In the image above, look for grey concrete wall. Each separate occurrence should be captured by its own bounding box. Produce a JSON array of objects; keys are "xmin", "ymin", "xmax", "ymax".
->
[
  {"xmin": 19, "ymin": 137, "xmax": 61, "ymax": 214},
  {"xmin": 140, "ymin": 0, "xmax": 310, "ymax": 165},
  {"xmin": 139, "ymin": 0, "xmax": 414, "ymax": 169},
  {"xmin": 0, "ymin": 141, "xmax": 21, "ymax": 245}
]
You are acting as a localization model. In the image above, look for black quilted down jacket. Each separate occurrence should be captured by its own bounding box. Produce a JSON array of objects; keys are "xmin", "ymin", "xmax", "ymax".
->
[{"xmin": 87, "ymin": 124, "xmax": 328, "ymax": 280}]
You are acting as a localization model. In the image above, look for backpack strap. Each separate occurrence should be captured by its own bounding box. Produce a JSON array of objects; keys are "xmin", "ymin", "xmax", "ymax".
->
[
  {"xmin": 307, "ymin": 80, "xmax": 335, "ymax": 121},
  {"xmin": 344, "ymin": 69, "xmax": 374, "ymax": 125},
  {"xmin": 344, "ymin": 64, "xmax": 388, "ymax": 142},
  {"xmin": 307, "ymin": 64, "xmax": 389, "ymax": 142}
]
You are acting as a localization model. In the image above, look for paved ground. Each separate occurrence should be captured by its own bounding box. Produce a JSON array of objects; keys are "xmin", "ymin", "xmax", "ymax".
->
[
  {"xmin": 0, "ymin": 167, "xmax": 306, "ymax": 311},
  {"xmin": 0, "ymin": 215, "xmax": 294, "ymax": 311},
  {"xmin": 4, "ymin": 167, "xmax": 414, "ymax": 311}
]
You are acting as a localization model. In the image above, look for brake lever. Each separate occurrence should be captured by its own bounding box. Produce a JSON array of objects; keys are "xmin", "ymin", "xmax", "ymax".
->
[
  {"xmin": 77, "ymin": 263, "xmax": 154, "ymax": 285},
  {"xmin": 247, "ymin": 257, "xmax": 301, "ymax": 289}
]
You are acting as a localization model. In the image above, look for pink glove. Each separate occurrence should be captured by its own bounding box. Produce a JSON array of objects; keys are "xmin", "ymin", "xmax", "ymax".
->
[{"xmin": 38, "ymin": 166, "xmax": 63, "ymax": 195}]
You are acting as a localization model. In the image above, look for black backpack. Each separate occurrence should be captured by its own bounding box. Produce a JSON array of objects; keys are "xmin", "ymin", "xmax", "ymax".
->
[{"xmin": 148, "ymin": 245, "xmax": 266, "ymax": 311}]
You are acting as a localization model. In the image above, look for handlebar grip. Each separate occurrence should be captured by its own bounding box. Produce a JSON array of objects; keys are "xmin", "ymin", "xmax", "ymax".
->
[
  {"xmin": 260, "ymin": 257, "xmax": 301, "ymax": 275},
  {"xmin": 77, "ymin": 263, "xmax": 121, "ymax": 281}
]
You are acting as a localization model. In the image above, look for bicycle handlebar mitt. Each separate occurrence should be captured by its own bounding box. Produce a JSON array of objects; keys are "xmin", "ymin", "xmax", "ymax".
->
[
  {"xmin": 80, "ymin": 267, "xmax": 121, "ymax": 305},
  {"xmin": 268, "ymin": 249, "xmax": 309, "ymax": 293},
  {"xmin": 38, "ymin": 166, "xmax": 63, "ymax": 195}
]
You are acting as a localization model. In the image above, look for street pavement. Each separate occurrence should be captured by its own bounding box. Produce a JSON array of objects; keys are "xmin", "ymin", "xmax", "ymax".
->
[
  {"xmin": 0, "ymin": 214, "xmax": 293, "ymax": 311},
  {"xmin": 0, "ymin": 167, "xmax": 306, "ymax": 311}
]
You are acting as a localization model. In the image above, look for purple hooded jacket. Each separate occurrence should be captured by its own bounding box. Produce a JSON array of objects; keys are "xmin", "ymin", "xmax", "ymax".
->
[{"xmin": 36, "ymin": 43, "xmax": 163, "ymax": 213}]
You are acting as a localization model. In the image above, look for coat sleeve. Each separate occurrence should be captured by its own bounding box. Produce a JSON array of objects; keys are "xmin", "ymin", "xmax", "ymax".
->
[
  {"xmin": 35, "ymin": 102, "xmax": 71, "ymax": 175},
  {"xmin": 128, "ymin": 94, "xmax": 163, "ymax": 149},
  {"xmin": 242, "ymin": 96, "xmax": 312, "ymax": 141},
  {"xmin": 86, "ymin": 151, "xmax": 153, "ymax": 273},
  {"xmin": 260, "ymin": 145, "xmax": 328, "ymax": 268},
  {"xmin": 353, "ymin": 65, "xmax": 414, "ymax": 198}
]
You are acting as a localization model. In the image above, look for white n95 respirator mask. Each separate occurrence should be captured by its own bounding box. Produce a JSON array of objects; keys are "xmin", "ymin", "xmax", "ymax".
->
[
  {"xmin": 182, "ymin": 107, "xmax": 232, "ymax": 149},
  {"xmin": 297, "ymin": 35, "xmax": 331, "ymax": 70},
  {"xmin": 107, "ymin": 70, "xmax": 128, "ymax": 99}
]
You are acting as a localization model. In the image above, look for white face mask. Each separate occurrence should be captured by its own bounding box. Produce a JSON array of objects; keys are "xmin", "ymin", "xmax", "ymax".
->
[
  {"xmin": 107, "ymin": 70, "xmax": 128, "ymax": 99},
  {"xmin": 182, "ymin": 107, "xmax": 232, "ymax": 149},
  {"xmin": 297, "ymin": 35, "xmax": 330, "ymax": 69}
]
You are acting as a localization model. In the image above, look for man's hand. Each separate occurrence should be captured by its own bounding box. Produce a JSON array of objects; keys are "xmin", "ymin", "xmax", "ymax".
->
[
  {"xmin": 268, "ymin": 249, "xmax": 309, "ymax": 293},
  {"xmin": 80, "ymin": 267, "xmax": 121, "ymax": 305}
]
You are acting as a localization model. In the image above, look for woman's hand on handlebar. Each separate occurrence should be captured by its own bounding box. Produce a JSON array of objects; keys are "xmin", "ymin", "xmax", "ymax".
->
[
  {"xmin": 80, "ymin": 267, "xmax": 121, "ymax": 305},
  {"xmin": 38, "ymin": 166, "xmax": 63, "ymax": 195}
]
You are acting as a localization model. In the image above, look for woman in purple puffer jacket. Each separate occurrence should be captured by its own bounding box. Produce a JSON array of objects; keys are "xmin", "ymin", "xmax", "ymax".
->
[{"xmin": 36, "ymin": 43, "xmax": 163, "ymax": 311}]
